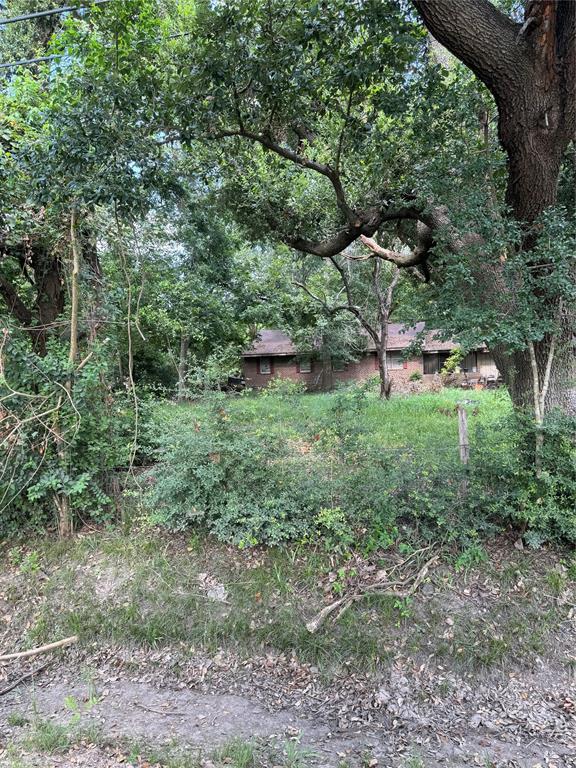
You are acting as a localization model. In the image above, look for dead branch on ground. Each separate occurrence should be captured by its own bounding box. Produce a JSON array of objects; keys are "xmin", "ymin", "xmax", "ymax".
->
[
  {"xmin": 0, "ymin": 661, "xmax": 52, "ymax": 696},
  {"xmin": 0, "ymin": 635, "xmax": 78, "ymax": 662},
  {"xmin": 305, "ymin": 554, "xmax": 439, "ymax": 633}
]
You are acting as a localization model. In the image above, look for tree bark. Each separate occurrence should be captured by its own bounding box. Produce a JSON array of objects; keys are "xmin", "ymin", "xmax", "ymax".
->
[
  {"xmin": 373, "ymin": 259, "xmax": 399, "ymax": 399},
  {"xmin": 412, "ymin": 0, "xmax": 576, "ymax": 418},
  {"xmin": 493, "ymin": 328, "xmax": 576, "ymax": 418},
  {"xmin": 31, "ymin": 247, "xmax": 65, "ymax": 356},
  {"xmin": 412, "ymin": 1, "xmax": 575, "ymax": 224}
]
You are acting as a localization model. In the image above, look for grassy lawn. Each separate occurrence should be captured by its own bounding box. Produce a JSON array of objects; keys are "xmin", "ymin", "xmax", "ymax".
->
[{"xmin": 152, "ymin": 387, "xmax": 512, "ymax": 456}]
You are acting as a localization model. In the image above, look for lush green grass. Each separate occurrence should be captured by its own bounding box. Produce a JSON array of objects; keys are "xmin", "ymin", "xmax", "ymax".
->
[{"xmin": 153, "ymin": 387, "xmax": 512, "ymax": 455}]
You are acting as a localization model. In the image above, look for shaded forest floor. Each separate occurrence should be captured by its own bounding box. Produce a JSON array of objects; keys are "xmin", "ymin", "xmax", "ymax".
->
[{"xmin": 0, "ymin": 531, "xmax": 575, "ymax": 767}]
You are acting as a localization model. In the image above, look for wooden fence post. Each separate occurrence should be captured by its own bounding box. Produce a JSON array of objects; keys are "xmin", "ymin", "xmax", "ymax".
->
[{"xmin": 457, "ymin": 403, "xmax": 469, "ymax": 465}]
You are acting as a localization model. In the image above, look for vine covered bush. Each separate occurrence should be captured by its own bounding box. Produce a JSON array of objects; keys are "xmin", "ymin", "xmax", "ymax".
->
[{"xmin": 0, "ymin": 332, "xmax": 133, "ymax": 536}]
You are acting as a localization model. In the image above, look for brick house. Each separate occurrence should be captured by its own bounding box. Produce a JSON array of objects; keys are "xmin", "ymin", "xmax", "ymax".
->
[{"xmin": 242, "ymin": 324, "xmax": 499, "ymax": 391}]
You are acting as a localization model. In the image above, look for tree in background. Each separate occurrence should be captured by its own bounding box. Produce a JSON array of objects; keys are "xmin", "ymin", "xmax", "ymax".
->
[
  {"xmin": 175, "ymin": 0, "xmax": 575, "ymax": 438},
  {"xmin": 294, "ymin": 247, "xmax": 403, "ymax": 398}
]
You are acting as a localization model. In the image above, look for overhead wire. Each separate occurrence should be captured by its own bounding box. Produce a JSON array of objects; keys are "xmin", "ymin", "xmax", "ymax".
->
[
  {"xmin": 0, "ymin": 27, "xmax": 191, "ymax": 71},
  {"xmin": 0, "ymin": 0, "xmax": 112, "ymax": 27},
  {"xmin": 0, "ymin": 0, "xmax": 113, "ymax": 70}
]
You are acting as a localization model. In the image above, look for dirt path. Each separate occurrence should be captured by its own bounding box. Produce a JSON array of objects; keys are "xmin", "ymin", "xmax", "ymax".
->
[
  {"xmin": 1, "ymin": 657, "xmax": 575, "ymax": 767},
  {"xmin": 2, "ymin": 534, "xmax": 576, "ymax": 766}
]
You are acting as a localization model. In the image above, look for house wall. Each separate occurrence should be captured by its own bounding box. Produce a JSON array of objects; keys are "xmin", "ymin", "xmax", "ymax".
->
[
  {"xmin": 243, "ymin": 352, "xmax": 425, "ymax": 391},
  {"xmin": 243, "ymin": 350, "xmax": 501, "ymax": 391},
  {"xmin": 477, "ymin": 352, "xmax": 499, "ymax": 377}
]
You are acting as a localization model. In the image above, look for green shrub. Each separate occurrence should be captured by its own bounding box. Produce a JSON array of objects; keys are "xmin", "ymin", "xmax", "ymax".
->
[
  {"xmin": 469, "ymin": 411, "xmax": 576, "ymax": 544},
  {"xmin": 259, "ymin": 377, "xmax": 307, "ymax": 398},
  {"xmin": 147, "ymin": 399, "xmax": 327, "ymax": 544},
  {"xmin": 146, "ymin": 390, "xmax": 576, "ymax": 549},
  {"xmin": 0, "ymin": 333, "xmax": 133, "ymax": 535},
  {"xmin": 409, "ymin": 371, "xmax": 423, "ymax": 382}
]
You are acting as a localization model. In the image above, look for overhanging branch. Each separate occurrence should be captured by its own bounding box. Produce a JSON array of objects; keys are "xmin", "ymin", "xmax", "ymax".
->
[{"xmin": 216, "ymin": 127, "xmax": 356, "ymax": 223}]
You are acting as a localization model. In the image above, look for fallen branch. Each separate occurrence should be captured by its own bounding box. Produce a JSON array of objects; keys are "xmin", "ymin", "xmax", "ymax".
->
[
  {"xmin": 133, "ymin": 701, "xmax": 187, "ymax": 717},
  {"xmin": 306, "ymin": 554, "xmax": 439, "ymax": 633},
  {"xmin": 0, "ymin": 661, "xmax": 51, "ymax": 697},
  {"xmin": 0, "ymin": 635, "xmax": 78, "ymax": 662}
]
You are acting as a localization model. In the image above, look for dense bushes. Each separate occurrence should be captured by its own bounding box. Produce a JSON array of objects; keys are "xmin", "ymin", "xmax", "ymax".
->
[
  {"xmin": 147, "ymin": 388, "xmax": 576, "ymax": 549},
  {"xmin": 146, "ymin": 396, "xmax": 330, "ymax": 545},
  {"xmin": 0, "ymin": 333, "xmax": 133, "ymax": 536},
  {"xmin": 470, "ymin": 411, "xmax": 576, "ymax": 546}
]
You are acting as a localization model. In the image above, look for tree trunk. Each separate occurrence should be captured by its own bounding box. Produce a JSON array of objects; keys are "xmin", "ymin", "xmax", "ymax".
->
[
  {"xmin": 177, "ymin": 330, "xmax": 190, "ymax": 402},
  {"xmin": 413, "ymin": 0, "xmax": 576, "ymax": 425},
  {"xmin": 31, "ymin": 249, "xmax": 65, "ymax": 356},
  {"xmin": 376, "ymin": 341, "xmax": 392, "ymax": 400},
  {"xmin": 321, "ymin": 338, "xmax": 333, "ymax": 392},
  {"xmin": 493, "ymin": 328, "xmax": 576, "ymax": 418}
]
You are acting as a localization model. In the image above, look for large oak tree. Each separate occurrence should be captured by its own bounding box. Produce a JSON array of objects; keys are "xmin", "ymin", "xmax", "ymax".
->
[{"xmin": 177, "ymin": 0, "xmax": 575, "ymax": 421}]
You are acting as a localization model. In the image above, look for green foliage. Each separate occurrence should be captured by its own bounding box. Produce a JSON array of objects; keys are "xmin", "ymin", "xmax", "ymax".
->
[
  {"xmin": 146, "ymin": 383, "xmax": 575, "ymax": 549},
  {"xmin": 147, "ymin": 397, "xmax": 321, "ymax": 546},
  {"xmin": 146, "ymin": 389, "xmax": 528, "ymax": 548},
  {"xmin": 469, "ymin": 410, "xmax": 576, "ymax": 544},
  {"xmin": 314, "ymin": 507, "xmax": 354, "ymax": 553},
  {"xmin": 0, "ymin": 333, "xmax": 133, "ymax": 535},
  {"xmin": 259, "ymin": 377, "xmax": 307, "ymax": 398},
  {"xmin": 441, "ymin": 348, "xmax": 464, "ymax": 375}
]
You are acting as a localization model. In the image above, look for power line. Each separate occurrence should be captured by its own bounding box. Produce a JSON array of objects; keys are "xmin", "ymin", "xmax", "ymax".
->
[
  {"xmin": 0, "ymin": 31, "xmax": 192, "ymax": 71},
  {"xmin": 0, "ymin": 0, "xmax": 112, "ymax": 27},
  {"xmin": 0, "ymin": 54, "xmax": 57, "ymax": 70}
]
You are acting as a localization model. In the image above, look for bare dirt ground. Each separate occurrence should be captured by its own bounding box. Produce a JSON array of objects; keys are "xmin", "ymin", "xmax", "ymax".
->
[{"xmin": 1, "ymin": 534, "xmax": 575, "ymax": 767}]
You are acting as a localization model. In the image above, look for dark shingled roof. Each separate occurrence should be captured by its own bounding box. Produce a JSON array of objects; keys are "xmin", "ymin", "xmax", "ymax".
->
[{"xmin": 243, "ymin": 324, "xmax": 459, "ymax": 357}]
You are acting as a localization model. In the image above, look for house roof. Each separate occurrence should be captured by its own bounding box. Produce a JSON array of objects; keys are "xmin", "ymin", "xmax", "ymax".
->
[{"xmin": 243, "ymin": 325, "xmax": 459, "ymax": 357}]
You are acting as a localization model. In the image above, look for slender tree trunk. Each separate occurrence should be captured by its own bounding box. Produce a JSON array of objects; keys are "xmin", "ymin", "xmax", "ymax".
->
[
  {"xmin": 177, "ymin": 330, "xmax": 190, "ymax": 402},
  {"xmin": 321, "ymin": 336, "xmax": 332, "ymax": 392},
  {"xmin": 373, "ymin": 261, "xmax": 399, "ymax": 400},
  {"xmin": 376, "ymin": 340, "xmax": 392, "ymax": 400},
  {"xmin": 493, "ymin": 326, "xmax": 576, "ymax": 418},
  {"xmin": 54, "ymin": 209, "xmax": 81, "ymax": 539}
]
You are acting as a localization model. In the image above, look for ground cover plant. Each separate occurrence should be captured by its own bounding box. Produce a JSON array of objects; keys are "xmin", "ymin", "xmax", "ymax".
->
[{"xmin": 145, "ymin": 387, "xmax": 576, "ymax": 548}]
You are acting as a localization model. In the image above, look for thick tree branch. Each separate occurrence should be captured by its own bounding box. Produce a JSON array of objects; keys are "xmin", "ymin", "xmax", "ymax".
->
[
  {"xmin": 359, "ymin": 234, "xmax": 430, "ymax": 267},
  {"xmin": 412, "ymin": 0, "xmax": 531, "ymax": 102},
  {"xmin": 285, "ymin": 205, "xmax": 427, "ymax": 259},
  {"xmin": 217, "ymin": 128, "xmax": 356, "ymax": 223}
]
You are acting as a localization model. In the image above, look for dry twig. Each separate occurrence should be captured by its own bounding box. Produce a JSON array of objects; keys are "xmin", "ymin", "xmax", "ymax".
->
[
  {"xmin": 0, "ymin": 635, "xmax": 78, "ymax": 662},
  {"xmin": 306, "ymin": 554, "xmax": 439, "ymax": 633},
  {"xmin": 0, "ymin": 661, "xmax": 51, "ymax": 696}
]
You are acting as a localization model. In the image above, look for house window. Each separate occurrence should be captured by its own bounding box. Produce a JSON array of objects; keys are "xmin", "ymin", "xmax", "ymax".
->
[
  {"xmin": 259, "ymin": 357, "xmax": 272, "ymax": 375},
  {"xmin": 298, "ymin": 356, "xmax": 312, "ymax": 373},
  {"xmin": 423, "ymin": 352, "xmax": 451, "ymax": 374},
  {"xmin": 386, "ymin": 351, "xmax": 404, "ymax": 370},
  {"xmin": 461, "ymin": 352, "xmax": 477, "ymax": 372},
  {"xmin": 332, "ymin": 358, "xmax": 346, "ymax": 371}
]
